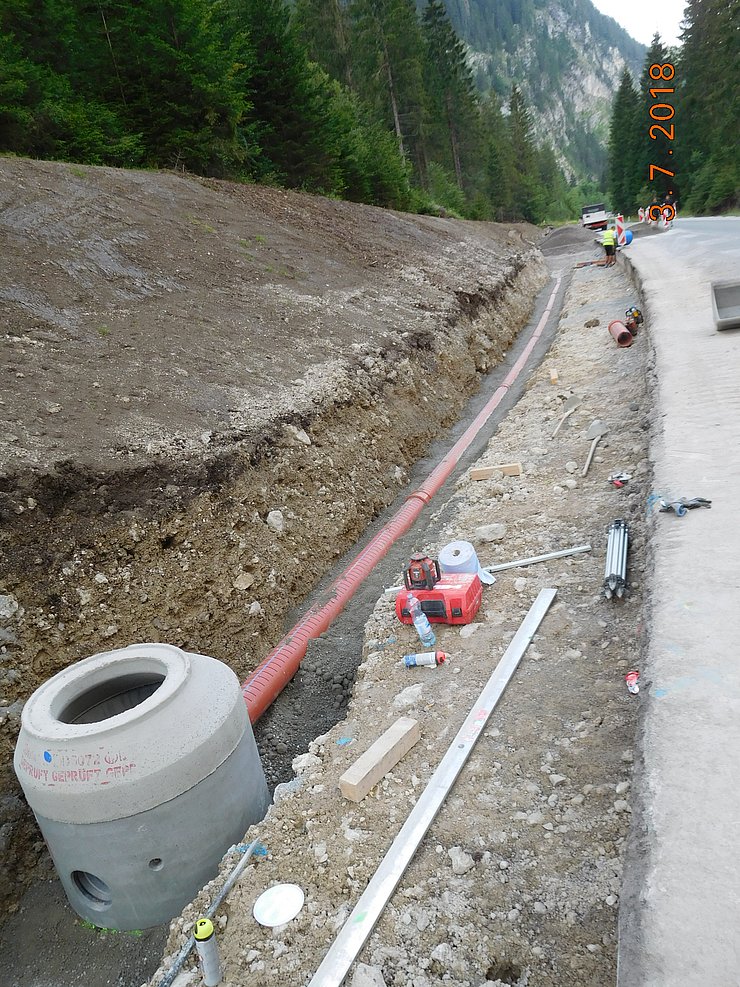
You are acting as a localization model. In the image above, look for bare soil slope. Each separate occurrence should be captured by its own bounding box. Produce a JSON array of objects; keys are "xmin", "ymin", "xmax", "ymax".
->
[
  {"xmin": 0, "ymin": 158, "xmax": 544, "ymax": 916},
  {"xmin": 1, "ymin": 157, "xmax": 537, "ymax": 475}
]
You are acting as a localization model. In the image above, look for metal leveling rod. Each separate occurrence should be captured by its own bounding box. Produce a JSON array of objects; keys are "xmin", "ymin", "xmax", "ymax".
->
[
  {"xmin": 307, "ymin": 588, "xmax": 558, "ymax": 987},
  {"xmin": 483, "ymin": 544, "xmax": 591, "ymax": 574},
  {"xmin": 603, "ymin": 520, "xmax": 629, "ymax": 599}
]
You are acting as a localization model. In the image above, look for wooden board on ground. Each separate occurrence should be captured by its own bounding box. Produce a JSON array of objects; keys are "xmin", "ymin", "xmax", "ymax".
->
[
  {"xmin": 339, "ymin": 717, "xmax": 420, "ymax": 802},
  {"xmin": 470, "ymin": 462, "xmax": 522, "ymax": 481}
]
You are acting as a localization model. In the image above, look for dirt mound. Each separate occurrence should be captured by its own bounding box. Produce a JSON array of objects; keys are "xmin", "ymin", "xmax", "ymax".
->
[{"xmin": 540, "ymin": 224, "xmax": 597, "ymax": 255}]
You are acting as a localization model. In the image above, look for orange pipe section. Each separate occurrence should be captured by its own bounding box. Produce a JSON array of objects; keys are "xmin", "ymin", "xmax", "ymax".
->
[
  {"xmin": 608, "ymin": 320, "xmax": 633, "ymax": 347},
  {"xmin": 242, "ymin": 277, "xmax": 563, "ymax": 722}
]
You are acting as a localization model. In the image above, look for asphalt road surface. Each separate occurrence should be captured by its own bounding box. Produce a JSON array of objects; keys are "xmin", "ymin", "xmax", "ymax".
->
[{"xmin": 619, "ymin": 216, "xmax": 740, "ymax": 986}]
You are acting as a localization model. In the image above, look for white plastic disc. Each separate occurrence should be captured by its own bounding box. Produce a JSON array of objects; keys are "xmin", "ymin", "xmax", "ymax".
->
[{"xmin": 253, "ymin": 883, "xmax": 305, "ymax": 926}]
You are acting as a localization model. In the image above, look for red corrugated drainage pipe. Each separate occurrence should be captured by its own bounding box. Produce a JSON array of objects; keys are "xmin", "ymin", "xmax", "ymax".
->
[
  {"xmin": 608, "ymin": 320, "xmax": 634, "ymax": 347},
  {"xmin": 242, "ymin": 276, "xmax": 563, "ymax": 722}
]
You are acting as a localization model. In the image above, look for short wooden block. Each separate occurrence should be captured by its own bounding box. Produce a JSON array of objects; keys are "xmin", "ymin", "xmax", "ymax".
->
[
  {"xmin": 470, "ymin": 462, "xmax": 522, "ymax": 481},
  {"xmin": 339, "ymin": 717, "xmax": 420, "ymax": 802}
]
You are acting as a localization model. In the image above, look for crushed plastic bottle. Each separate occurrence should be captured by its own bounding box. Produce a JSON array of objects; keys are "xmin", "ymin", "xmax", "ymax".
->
[{"xmin": 406, "ymin": 592, "xmax": 436, "ymax": 647}]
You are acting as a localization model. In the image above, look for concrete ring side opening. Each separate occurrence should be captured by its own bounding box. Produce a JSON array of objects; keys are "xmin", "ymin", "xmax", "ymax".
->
[
  {"xmin": 72, "ymin": 870, "xmax": 112, "ymax": 910},
  {"xmin": 14, "ymin": 644, "xmax": 270, "ymax": 930}
]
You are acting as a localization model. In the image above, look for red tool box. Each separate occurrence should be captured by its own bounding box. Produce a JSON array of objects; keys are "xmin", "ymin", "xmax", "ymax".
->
[{"xmin": 395, "ymin": 572, "xmax": 482, "ymax": 625}]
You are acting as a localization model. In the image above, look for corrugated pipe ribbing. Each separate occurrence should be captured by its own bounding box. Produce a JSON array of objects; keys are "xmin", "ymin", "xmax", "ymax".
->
[{"xmin": 243, "ymin": 276, "xmax": 563, "ymax": 722}]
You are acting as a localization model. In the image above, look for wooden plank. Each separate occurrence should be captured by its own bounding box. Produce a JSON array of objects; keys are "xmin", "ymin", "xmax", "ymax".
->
[
  {"xmin": 469, "ymin": 462, "xmax": 522, "ymax": 481},
  {"xmin": 339, "ymin": 717, "xmax": 420, "ymax": 802}
]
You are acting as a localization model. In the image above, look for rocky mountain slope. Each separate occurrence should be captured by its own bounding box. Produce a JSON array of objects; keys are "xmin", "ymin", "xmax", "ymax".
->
[{"xmin": 444, "ymin": 0, "xmax": 646, "ymax": 180}]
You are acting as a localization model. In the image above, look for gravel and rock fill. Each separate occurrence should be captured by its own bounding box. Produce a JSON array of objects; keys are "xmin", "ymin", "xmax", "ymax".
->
[{"xmin": 147, "ymin": 258, "xmax": 651, "ymax": 987}]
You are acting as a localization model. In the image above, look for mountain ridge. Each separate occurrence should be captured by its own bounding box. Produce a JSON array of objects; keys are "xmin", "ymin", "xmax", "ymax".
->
[{"xmin": 439, "ymin": 0, "xmax": 647, "ymax": 180}]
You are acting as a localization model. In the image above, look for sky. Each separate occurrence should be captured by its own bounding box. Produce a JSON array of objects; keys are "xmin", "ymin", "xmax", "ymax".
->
[{"xmin": 589, "ymin": 0, "xmax": 687, "ymax": 47}]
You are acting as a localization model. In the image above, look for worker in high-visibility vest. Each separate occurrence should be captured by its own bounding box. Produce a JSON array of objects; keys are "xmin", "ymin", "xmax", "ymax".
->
[{"xmin": 602, "ymin": 226, "xmax": 617, "ymax": 267}]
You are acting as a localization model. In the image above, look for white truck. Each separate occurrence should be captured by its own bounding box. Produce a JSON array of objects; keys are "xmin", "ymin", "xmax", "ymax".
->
[{"xmin": 581, "ymin": 203, "xmax": 609, "ymax": 231}]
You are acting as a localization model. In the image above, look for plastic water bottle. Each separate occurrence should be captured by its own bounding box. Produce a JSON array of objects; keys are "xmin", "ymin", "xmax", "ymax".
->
[
  {"xmin": 402, "ymin": 650, "xmax": 447, "ymax": 668},
  {"xmin": 407, "ymin": 593, "xmax": 436, "ymax": 647}
]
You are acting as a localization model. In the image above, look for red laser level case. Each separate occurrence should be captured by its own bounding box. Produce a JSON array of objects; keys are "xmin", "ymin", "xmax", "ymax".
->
[{"xmin": 395, "ymin": 572, "xmax": 482, "ymax": 625}]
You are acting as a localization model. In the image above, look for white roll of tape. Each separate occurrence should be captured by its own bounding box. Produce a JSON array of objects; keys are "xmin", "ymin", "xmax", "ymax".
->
[{"xmin": 438, "ymin": 541, "xmax": 496, "ymax": 585}]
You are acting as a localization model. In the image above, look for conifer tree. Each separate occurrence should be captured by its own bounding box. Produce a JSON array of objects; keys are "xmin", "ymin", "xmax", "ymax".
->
[
  {"xmin": 348, "ymin": 0, "xmax": 429, "ymax": 184},
  {"xmin": 507, "ymin": 85, "xmax": 543, "ymax": 222},
  {"xmin": 421, "ymin": 0, "xmax": 480, "ymax": 190},
  {"xmin": 0, "ymin": 0, "xmax": 139, "ymax": 163},
  {"xmin": 321, "ymin": 79, "xmax": 411, "ymax": 207},
  {"xmin": 679, "ymin": 0, "xmax": 739, "ymax": 211},
  {"xmin": 480, "ymin": 91, "xmax": 515, "ymax": 220},
  {"xmin": 634, "ymin": 34, "xmax": 676, "ymax": 207},
  {"xmin": 89, "ymin": 0, "xmax": 245, "ymax": 173},
  {"xmin": 224, "ymin": 0, "xmax": 341, "ymax": 190},
  {"xmin": 607, "ymin": 68, "xmax": 641, "ymax": 213},
  {"xmin": 294, "ymin": 0, "xmax": 353, "ymax": 86}
]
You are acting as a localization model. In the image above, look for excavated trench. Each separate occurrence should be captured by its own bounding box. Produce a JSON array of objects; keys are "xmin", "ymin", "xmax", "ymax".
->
[{"xmin": 0, "ymin": 253, "xmax": 549, "ymax": 921}]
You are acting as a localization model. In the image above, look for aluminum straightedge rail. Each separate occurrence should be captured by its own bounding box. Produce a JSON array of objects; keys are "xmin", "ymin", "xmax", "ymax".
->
[{"xmin": 307, "ymin": 588, "xmax": 557, "ymax": 987}]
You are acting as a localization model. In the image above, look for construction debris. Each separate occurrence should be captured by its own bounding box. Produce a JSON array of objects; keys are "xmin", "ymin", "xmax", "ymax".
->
[
  {"xmin": 625, "ymin": 671, "xmax": 640, "ymax": 695},
  {"xmin": 574, "ymin": 259, "xmax": 607, "ymax": 269},
  {"xmin": 608, "ymin": 320, "xmax": 633, "ymax": 347},
  {"xmin": 401, "ymin": 650, "xmax": 447, "ymax": 668},
  {"xmin": 252, "ymin": 884, "xmax": 305, "ymax": 928},
  {"xmin": 658, "ymin": 497, "xmax": 712, "ymax": 517},
  {"xmin": 609, "ymin": 472, "xmax": 632, "ymax": 488}
]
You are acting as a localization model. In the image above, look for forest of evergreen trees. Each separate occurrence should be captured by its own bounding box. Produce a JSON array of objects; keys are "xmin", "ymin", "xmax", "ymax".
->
[
  {"xmin": 0, "ymin": 0, "xmax": 590, "ymax": 223},
  {"xmin": 607, "ymin": 2, "xmax": 739, "ymax": 216},
  {"xmin": 2, "ymin": 0, "xmax": 735, "ymax": 222}
]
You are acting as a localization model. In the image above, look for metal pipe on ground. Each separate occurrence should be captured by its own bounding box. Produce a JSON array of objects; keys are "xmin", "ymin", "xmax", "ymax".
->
[
  {"xmin": 242, "ymin": 277, "xmax": 564, "ymax": 723},
  {"xmin": 483, "ymin": 544, "xmax": 592, "ymax": 573},
  {"xmin": 608, "ymin": 320, "xmax": 634, "ymax": 347}
]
